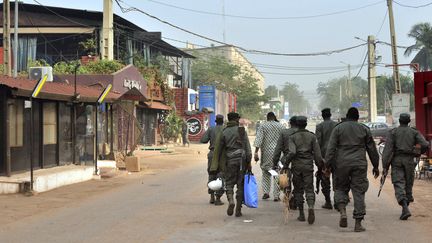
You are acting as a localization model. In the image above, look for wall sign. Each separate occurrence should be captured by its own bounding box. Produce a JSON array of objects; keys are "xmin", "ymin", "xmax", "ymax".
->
[
  {"xmin": 123, "ymin": 79, "xmax": 142, "ymax": 90},
  {"xmin": 187, "ymin": 118, "xmax": 202, "ymax": 136}
]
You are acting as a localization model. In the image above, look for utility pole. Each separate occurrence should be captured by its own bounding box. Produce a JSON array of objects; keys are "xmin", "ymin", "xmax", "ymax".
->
[
  {"xmin": 386, "ymin": 0, "xmax": 401, "ymax": 93},
  {"xmin": 102, "ymin": 0, "xmax": 113, "ymax": 60},
  {"xmin": 3, "ymin": 0, "xmax": 12, "ymax": 76},
  {"xmin": 347, "ymin": 63, "xmax": 352, "ymax": 97},
  {"xmin": 13, "ymin": 0, "xmax": 18, "ymax": 77},
  {"xmin": 368, "ymin": 35, "xmax": 377, "ymax": 122}
]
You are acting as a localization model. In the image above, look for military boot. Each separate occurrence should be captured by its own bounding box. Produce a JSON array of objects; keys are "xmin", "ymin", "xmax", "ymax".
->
[
  {"xmin": 209, "ymin": 193, "xmax": 215, "ymax": 204},
  {"xmin": 289, "ymin": 197, "xmax": 297, "ymax": 210},
  {"xmin": 235, "ymin": 198, "xmax": 242, "ymax": 217},
  {"xmin": 339, "ymin": 204, "xmax": 348, "ymax": 228},
  {"xmin": 214, "ymin": 195, "xmax": 224, "ymax": 206},
  {"xmin": 227, "ymin": 193, "xmax": 235, "ymax": 216},
  {"xmin": 322, "ymin": 194, "xmax": 333, "ymax": 209},
  {"xmin": 297, "ymin": 205, "xmax": 306, "ymax": 222},
  {"xmin": 400, "ymin": 200, "xmax": 411, "ymax": 220},
  {"xmin": 307, "ymin": 205, "xmax": 315, "ymax": 225},
  {"xmin": 354, "ymin": 219, "xmax": 366, "ymax": 232}
]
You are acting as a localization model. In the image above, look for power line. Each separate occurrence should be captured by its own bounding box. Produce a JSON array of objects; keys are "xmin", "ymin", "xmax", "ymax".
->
[
  {"xmin": 32, "ymin": 0, "xmax": 93, "ymax": 27},
  {"xmin": 375, "ymin": 10, "xmax": 388, "ymax": 37},
  {"xmin": 162, "ymin": 36, "xmax": 367, "ymax": 71},
  {"xmin": 393, "ymin": 0, "xmax": 432, "ymax": 8},
  {"xmin": 144, "ymin": 0, "xmax": 385, "ymax": 20},
  {"xmin": 115, "ymin": 0, "xmax": 367, "ymax": 57},
  {"xmin": 350, "ymin": 49, "xmax": 369, "ymax": 81},
  {"xmin": 261, "ymin": 69, "xmax": 349, "ymax": 76}
]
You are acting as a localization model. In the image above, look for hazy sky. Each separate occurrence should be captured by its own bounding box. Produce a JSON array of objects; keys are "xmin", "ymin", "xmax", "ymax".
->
[{"xmin": 21, "ymin": 0, "xmax": 431, "ymax": 97}]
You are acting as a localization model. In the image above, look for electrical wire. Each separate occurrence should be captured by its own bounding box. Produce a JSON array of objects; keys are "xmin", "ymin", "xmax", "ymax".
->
[
  {"xmin": 375, "ymin": 10, "xmax": 388, "ymax": 37},
  {"xmin": 260, "ymin": 69, "xmax": 349, "ymax": 76},
  {"xmin": 350, "ymin": 49, "xmax": 369, "ymax": 81},
  {"xmin": 145, "ymin": 0, "xmax": 385, "ymax": 20},
  {"xmin": 32, "ymin": 0, "xmax": 94, "ymax": 27},
  {"xmin": 393, "ymin": 0, "xmax": 432, "ymax": 8},
  {"xmin": 115, "ymin": 0, "xmax": 367, "ymax": 57}
]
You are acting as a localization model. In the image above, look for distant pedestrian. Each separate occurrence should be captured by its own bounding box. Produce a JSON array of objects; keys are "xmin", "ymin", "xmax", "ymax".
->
[
  {"xmin": 210, "ymin": 112, "xmax": 252, "ymax": 217},
  {"xmin": 200, "ymin": 114, "xmax": 225, "ymax": 206},
  {"xmin": 325, "ymin": 107, "xmax": 380, "ymax": 232},
  {"xmin": 181, "ymin": 118, "xmax": 190, "ymax": 147},
  {"xmin": 254, "ymin": 112, "xmax": 285, "ymax": 201},
  {"xmin": 284, "ymin": 116, "xmax": 323, "ymax": 224},
  {"xmin": 315, "ymin": 108, "xmax": 337, "ymax": 209},
  {"xmin": 382, "ymin": 113, "xmax": 429, "ymax": 220}
]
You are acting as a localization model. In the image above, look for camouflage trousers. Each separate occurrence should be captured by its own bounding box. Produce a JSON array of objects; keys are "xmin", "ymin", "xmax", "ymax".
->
[
  {"xmin": 334, "ymin": 165, "xmax": 368, "ymax": 219},
  {"xmin": 207, "ymin": 150, "xmax": 224, "ymax": 197},
  {"xmin": 391, "ymin": 156, "xmax": 416, "ymax": 204}
]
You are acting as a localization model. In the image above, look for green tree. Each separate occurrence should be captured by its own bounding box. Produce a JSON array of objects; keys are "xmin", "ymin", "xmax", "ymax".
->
[
  {"xmin": 280, "ymin": 82, "xmax": 310, "ymax": 115},
  {"xmin": 317, "ymin": 76, "xmax": 368, "ymax": 117},
  {"xmin": 404, "ymin": 22, "xmax": 432, "ymax": 71},
  {"xmin": 191, "ymin": 54, "xmax": 267, "ymax": 120},
  {"xmin": 265, "ymin": 85, "xmax": 279, "ymax": 98},
  {"xmin": 376, "ymin": 74, "xmax": 414, "ymax": 114}
]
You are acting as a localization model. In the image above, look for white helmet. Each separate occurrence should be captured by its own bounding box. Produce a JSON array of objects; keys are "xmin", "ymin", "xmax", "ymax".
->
[{"xmin": 208, "ymin": 178, "xmax": 223, "ymax": 191}]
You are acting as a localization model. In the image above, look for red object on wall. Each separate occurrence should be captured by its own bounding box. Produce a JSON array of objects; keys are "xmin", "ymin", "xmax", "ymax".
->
[
  {"xmin": 0, "ymin": 47, "xmax": 4, "ymax": 64},
  {"xmin": 173, "ymin": 88, "xmax": 188, "ymax": 116},
  {"xmin": 228, "ymin": 93, "xmax": 237, "ymax": 112},
  {"xmin": 414, "ymin": 71, "xmax": 432, "ymax": 156}
]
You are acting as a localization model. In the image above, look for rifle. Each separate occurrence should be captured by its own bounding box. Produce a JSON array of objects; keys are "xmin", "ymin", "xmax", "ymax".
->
[
  {"xmin": 378, "ymin": 152, "xmax": 392, "ymax": 197},
  {"xmin": 315, "ymin": 170, "xmax": 322, "ymax": 194}
]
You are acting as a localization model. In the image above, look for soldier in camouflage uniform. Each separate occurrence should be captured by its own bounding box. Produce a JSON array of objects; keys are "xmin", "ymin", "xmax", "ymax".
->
[
  {"xmin": 325, "ymin": 107, "xmax": 380, "ymax": 232},
  {"xmin": 211, "ymin": 112, "xmax": 252, "ymax": 217},
  {"xmin": 200, "ymin": 114, "xmax": 225, "ymax": 206},
  {"xmin": 272, "ymin": 116, "xmax": 298, "ymax": 209},
  {"xmin": 315, "ymin": 108, "xmax": 337, "ymax": 209},
  {"xmin": 284, "ymin": 116, "xmax": 323, "ymax": 225},
  {"xmin": 382, "ymin": 113, "xmax": 429, "ymax": 220}
]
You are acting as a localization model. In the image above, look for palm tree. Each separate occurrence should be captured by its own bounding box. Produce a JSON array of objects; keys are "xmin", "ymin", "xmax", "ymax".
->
[{"xmin": 404, "ymin": 22, "xmax": 432, "ymax": 71}]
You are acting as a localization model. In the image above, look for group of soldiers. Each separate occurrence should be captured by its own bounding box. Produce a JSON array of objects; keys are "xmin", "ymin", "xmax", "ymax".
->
[{"xmin": 200, "ymin": 107, "xmax": 429, "ymax": 232}]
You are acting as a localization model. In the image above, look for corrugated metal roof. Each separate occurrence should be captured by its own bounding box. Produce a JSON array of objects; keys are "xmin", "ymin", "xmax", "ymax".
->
[{"xmin": 0, "ymin": 76, "xmax": 120, "ymax": 103}]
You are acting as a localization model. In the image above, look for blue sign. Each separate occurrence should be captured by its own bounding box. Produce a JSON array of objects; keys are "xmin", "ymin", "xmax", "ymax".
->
[
  {"xmin": 352, "ymin": 102, "xmax": 363, "ymax": 108},
  {"xmin": 189, "ymin": 94, "xmax": 197, "ymax": 104},
  {"xmin": 199, "ymin": 86, "xmax": 216, "ymax": 127}
]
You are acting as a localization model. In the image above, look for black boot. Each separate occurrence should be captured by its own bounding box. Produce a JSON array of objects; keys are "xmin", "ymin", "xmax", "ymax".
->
[
  {"xmin": 214, "ymin": 194, "xmax": 224, "ymax": 206},
  {"xmin": 322, "ymin": 194, "xmax": 333, "ymax": 209},
  {"xmin": 235, "ymin": 198, "xmax": 242, "ymax": 217},
  {"xmin": 308, "ymin": 208, "xmax": 315, "ymax": 224},
  {"xmin": 339, "ymin": 204, "xmax": 347, "ymax": 228},
  {"xmin": 297, "ymin": 205, "xmax": 306, "ymax": 222},
  {"xmin": 209, "ymin": 193, "xmax": 215, "ymax": 204},
  {"xmin": 354, "ymin": 218, "xmax": 366, "ymax": 232},
  {"xmin": 400, "ymin": 200, "xmax": 412, "ymax": 220},
  {"xmin": 289, "ymin": 197, "xmax": 297, "ymax": 210},
  {"xmin": 227, "ymin": 193, "xmax": 235, "ymax": 216}
]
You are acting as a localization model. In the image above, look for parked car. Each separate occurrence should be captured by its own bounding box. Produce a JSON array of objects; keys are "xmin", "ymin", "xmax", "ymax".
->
[{"xmin": 365, "ymin": 122, "xmax": 391, "ymax": 138}]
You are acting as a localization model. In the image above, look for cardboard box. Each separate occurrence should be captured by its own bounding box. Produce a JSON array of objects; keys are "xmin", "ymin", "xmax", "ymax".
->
[{"xmin": 125, "ymin": 156, "xmax": 140, "ymax": 172}]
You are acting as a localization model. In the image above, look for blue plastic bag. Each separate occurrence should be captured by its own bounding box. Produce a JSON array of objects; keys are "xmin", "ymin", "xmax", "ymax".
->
[{"xmin": 244, "ymin": 172, "xmax": 258, "ymax": 208}]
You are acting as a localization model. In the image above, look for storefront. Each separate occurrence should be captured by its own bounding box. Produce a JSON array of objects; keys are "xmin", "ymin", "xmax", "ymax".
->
[{"xmin": 0, "ymin": 77, "xmax": 118, "ymax": 176}]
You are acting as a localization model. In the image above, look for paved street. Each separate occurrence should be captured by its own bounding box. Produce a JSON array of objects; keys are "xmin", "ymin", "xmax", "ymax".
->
[{"xmin": 0, "ymin": 144, "xmax": 431, "ymax": 243}]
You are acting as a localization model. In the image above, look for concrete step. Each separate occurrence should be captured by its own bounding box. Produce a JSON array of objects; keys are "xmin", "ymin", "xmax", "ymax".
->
[{"xmin": 0, "ymin": 165, "xmax": 95, "ymax": 194}]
